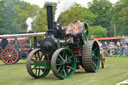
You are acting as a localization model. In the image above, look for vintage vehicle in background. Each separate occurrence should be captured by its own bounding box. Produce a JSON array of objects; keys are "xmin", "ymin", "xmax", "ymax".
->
[{"xmin": 0, "ymin": 32, "xmax": 45, "ymax": 64}]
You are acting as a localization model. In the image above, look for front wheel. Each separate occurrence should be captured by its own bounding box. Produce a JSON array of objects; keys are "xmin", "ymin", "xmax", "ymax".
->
[
  {"xmin": 51, "ymin": 48, "xmax": 76, "ymax": 79},
  {"xmin": 26, "ymin": 49, "xmax": 50, "ymax": 78}
]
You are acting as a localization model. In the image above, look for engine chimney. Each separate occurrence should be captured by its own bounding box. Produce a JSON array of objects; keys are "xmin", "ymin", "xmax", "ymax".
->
[{"xmin": 46, "ymin": 2, "xmax": 53, "ymax": 30}]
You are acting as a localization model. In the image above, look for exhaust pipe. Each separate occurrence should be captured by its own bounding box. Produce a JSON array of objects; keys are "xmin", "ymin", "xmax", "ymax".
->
[{"xmin": 46, "ymin": 2, "xmax": 53, "ymax": 30}]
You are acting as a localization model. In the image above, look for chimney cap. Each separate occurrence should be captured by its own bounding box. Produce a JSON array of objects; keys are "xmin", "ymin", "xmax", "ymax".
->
[{"xmin": 46, "ymin": 2, "xmax": 53, "ymax": 6}]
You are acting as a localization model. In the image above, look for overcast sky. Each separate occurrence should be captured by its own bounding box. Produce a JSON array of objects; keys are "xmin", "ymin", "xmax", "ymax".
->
[{"xmin": 21, "ymin": 0, "xmax": 119, "ymax": 8}]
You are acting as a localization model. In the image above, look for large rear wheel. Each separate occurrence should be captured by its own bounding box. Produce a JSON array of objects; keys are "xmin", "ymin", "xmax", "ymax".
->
[
  {"xmin": 51, "ymin": 48, "xmax": 76, "ymax": 79},
  {"xmin": 26, "ymin": 49, "xmax": 50, "ymax": 78},
  {"xmin": 82, "ymin": 40, "xmax": 100, "ymax": 72}
]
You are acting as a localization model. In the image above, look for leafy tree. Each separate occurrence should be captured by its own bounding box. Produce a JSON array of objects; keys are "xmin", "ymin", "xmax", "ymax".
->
[
  {"xmin": 13, "ymin": 1, "xmax": 40, "ymax": 32},
  {"xmin": 110, "ymin": 0, "xmax": 128, "ymax": 36},
  {"xmin": 0, "ymin": 0, "xmax": 128, "ymax": 38},
  {"xmin": 89, "ymin": 0, "xmax": 112, "ymax": 36},
  {"xmin": 32, "ymin": 8, "xmax": 48, "ymax": 32},
  {"xmin": 0, "ymin": 0, "xmax": 5, "ymax": 34},
  {"xmin": 0, "ymin": 0, "xmax": 47, "ymax": 34},
  {"xmin": 59, "ymin": 4, "xmax": 96, "ymax": 26},
  {"xmin": 2, "ymin": 0, "xmax": 20, "ymax": 34},
  {"xmin": 89, "ymin": 25, "xmax": 108, "ymax": 38}
]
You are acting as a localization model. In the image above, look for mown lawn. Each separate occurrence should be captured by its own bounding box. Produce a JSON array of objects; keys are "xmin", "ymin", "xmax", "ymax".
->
[{"xmin": 0, "ymin": 57, "xmax": 128, "ymax": 85}]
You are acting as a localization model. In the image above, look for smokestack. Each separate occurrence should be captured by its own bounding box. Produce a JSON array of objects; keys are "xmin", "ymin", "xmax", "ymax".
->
[
  {"xmin": 46, "ymin": 2, "xmax": 53, "ymax": 30},
  {"xmin": 53, "ymin": 21, "xmax": 57, "ymax": 29}
]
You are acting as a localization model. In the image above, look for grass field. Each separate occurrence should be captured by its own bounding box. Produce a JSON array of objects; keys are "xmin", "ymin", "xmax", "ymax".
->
[{"xmin": 0, "ymin": 57, "xmax": 128, "ymax": 85}]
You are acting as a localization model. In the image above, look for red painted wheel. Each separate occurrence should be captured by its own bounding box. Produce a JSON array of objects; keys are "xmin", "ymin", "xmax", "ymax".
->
[{"xmin": 1, "ymin": 47, "xmax": 19, "ymax": 64}]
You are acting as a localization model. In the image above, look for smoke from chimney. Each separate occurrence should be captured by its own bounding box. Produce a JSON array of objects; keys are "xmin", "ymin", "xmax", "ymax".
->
[
  {"xmin": 22, "ymin": 0, "xmax": 93, "ymax": 22},
  {"xmin": 26, "ymin": 16, "xmax": 36, "ymax": 32},
  {"xmin": 54, "ymin": 0, "xmax": 75, "ymax": 22},
  {"xmin": 54, "ymin": 0, "xmax": 93, "ymax": 22}
]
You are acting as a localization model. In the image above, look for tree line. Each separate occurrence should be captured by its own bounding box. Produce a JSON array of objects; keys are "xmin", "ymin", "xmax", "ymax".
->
[{"xmin": 0, "ymin": 0, "xmax": 128, "ymax": 38}]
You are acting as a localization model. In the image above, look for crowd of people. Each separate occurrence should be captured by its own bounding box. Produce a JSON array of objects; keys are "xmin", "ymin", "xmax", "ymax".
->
[{"xmin": 100, "ymin": 41, "xmax": 128, "ymax": 56}]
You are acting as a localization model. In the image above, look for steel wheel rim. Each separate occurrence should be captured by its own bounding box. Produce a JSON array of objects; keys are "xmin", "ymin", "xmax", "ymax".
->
[
  {"xmin": 26, "ymin": 49, "xmax": 50, "ymax": 78},
  {"xmin": 1, "ymin": 48, "xmax": 19, "ymax": 64},
  {"xmin": 51, "ymin": 48, "xmax": 76, "ymax": 79},
  {"xmin": 92, "ymin": 42, "xmax": 100, "ymax": 72}
]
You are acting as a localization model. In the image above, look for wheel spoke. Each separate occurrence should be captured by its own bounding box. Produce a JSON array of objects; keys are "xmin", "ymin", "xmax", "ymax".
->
[
  {"xmin": 10, "ymin": 58, "xmax": 12, "ymax": 62},
  {"xmin": 58, "ymin": 54, "xmax": 65, "ymax": 62},
  {"xmin": 35, "ymin": 69, "xmax": 37, "ymax": 75},
  {"xmin": 56, "ymin": 57, "xmax": 61, "ymax": 62},
  {"xmin": 65, "ymin": 52, "xmax": 68, "ymax": 61},
  {"xmin": 39, "ymin": 56, "xmax": 43, "ymax": 61},
  {"xmin": 57, "ymin": 66, "xmax": 62, "ymax": 72},
  {"xmin": 38, "ymin": 67, "xmax": 41, "ymax": 76},
  {"xmin": 37, "ymin": 52, "xmax": 42, "ymax": 61},
  {"xmin": 92, "ymin": 55, "xmax": 98, "ymax": 61},
  {"xmin": 6, "ymin": 50, "xmax": 10, "ymax": 55},
  {"xmin": 67, "ymin": 66, "xmax": 74, "ymax": 70},
  {"xmin": 93, "ymin": 61, "xmax": 97, "ymax": 69},
  {"xmin": 95, "ymin": 56, "xmax": 98, "ymax": 60},
  {"xmin": 3, "ymin": 57, "xmax": 8, "ymax": 61},
  {"xmin": 92, "ymin": 57, "xmax": 95, "ymax": 61},
  {"xmin": 93, "ymin": 48, "xmax": 97, "ymax": 52},
  {"xmin": 10, "ymin": 50, "xmax": 14, "ymax": 54},
  {"xmin": 7, "ymin": 59, "xmax": 9, "ymax": 63},
  {"xmin": 60, "ymin": 66, "xmax": 64, "ymax": 74},
  {"xmin": 67, "ymin": 56, "xmax": 73, "ymax": 60},
  {"xmin": 63, "ymin": 69, "xmax": 67, "ymax": 76},
  {"xmin": 63, "ymin": 50, "xmax": 65, "ymax": 58}
]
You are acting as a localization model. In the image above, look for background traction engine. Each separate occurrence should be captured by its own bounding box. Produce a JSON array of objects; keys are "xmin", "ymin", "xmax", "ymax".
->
[
  {"xmin": 0, "ymin": 38, "xmax": 32, "ymax": 64},
  {"xmin": 26, "ymin": 3, "xmax": 100, "ymax": 79}
]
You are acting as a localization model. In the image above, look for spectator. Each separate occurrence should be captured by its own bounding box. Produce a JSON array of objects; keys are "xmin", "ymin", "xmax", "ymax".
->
[
  {"xmin": 0, "ymin": 38, "xmax": 8, "ymax": 49},
  {"xmin": 117, "ymin": 41, "xmax": 120, "ymax": 47},
  {"xmin": 120, "ymin": 42, "xmax": 123, "ymax": 56}
]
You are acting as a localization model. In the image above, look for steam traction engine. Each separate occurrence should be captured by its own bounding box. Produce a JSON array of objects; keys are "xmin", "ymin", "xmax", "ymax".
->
[
  {"xmin": 26, "ymin": 3, "xmax": 100, "ymax": 79},
  {"xmin": 0, "ymin": 32, "xmax": 45, "ymax": 64},
  {"xmin": 0, "ymin": 38, "xmax": 31, "ymax": 64}
]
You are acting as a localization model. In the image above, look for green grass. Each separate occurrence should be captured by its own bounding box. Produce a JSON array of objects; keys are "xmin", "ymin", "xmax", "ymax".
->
[{"xmin": 0, "ymin": 57, "xmax": 128, "ymax": 85}]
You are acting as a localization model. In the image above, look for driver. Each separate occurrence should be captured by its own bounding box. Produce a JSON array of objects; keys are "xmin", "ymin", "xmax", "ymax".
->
[
  {"xmin": 66, "ymin": 20, "xmax": 85, "ymax": 35},
  {"xmin": 66, "ymin": 22, "xmax": 76, "ymax": 35},
  {"xmin": 74, "ymin": 20, "xmax": 84, "ymax": 34}
]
